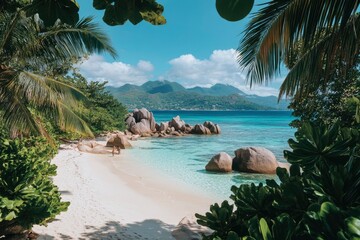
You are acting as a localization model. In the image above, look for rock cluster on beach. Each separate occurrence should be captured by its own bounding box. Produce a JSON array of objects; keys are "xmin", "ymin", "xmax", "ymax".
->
[
  {"xmin": 172, "ymin": 215, "xmax": 213, "ymax": 239},
  {"xmin": 206, "ymin": 146, "xmax": 290, "ymax": 174},
  {"xmin": 75, "ymin": 107, "xmax": 220, "ymax": 154},
  {"xmin": 125, "ymin": 108, "xmax": 221, "ymax": 137},
  {"xmin": 74, "ymin": 132, "xmax": 133, "ymax": 154}
]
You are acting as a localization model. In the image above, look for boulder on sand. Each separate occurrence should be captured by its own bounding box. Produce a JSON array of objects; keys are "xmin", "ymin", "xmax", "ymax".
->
[
  {"xmin": 172, "ymin": 216, "xmax": 213, "ymax": 240},
  {"xmin": 130, "ymin": 120, "xmax": 151, "ymax": 135},
  {"xmin": 125, "ymin": 116, "xmax": 136, "ymax": 127},
  {"xmin": 106, "ymin": 134, "xmax": 132, "ymax": 149},
  {"xmin": 77, "ymin": 142, "xmax": 110, "ymax": 154},
  {"xmin": 206, "ymin": 152, "xmax": 233, "ymax": 172},
  {"xmin": 232, "ymin": 147, "xmax": 279, "ymax": 174}
]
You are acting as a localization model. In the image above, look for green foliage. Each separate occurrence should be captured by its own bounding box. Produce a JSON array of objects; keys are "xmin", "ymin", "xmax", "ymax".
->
[
  {"xmin": 1, "ymin": 0, "xmax": 79, "ymax": 26},
  {"xmin": 25, "ymin": 0, "xmax": 80, "ymax": 27},
  {"xmin": 196, "ymin": 122, "xmax": 360, "ymax": 239},
  {"xmin": 2, "ymin": 0, "xmax": 252, "ymax": 28},
  {"xmin": 238, "ymin": 0, "xmax": 359, "ymax": 99},
  {"xmin": 289, "ymin": 55, "xmax": 360, "ymax": 129},
  {"xmin": 284, "ymin": 121, "xmax": 357, "ymax": 172},
  {"xmin": 0, "ymin": 137, "xmax": 69, "ymax": 236},
  {"xmin": 196, "ymin": 201, "xmax": 239, "ymax": 239},
  {"xmin": 216, "ymin": 0, "xmax": 254, "ymax": 22},
  {"xmin": 0, "ymin": 7, "xmax": 116, "ymax": 138},
  {"xmin": 63, "ymin": 72, "xmax": 128, "ymax": 134},
  {"xmin": 108, "ymin": 81, "xmax": 275, "ymax": 110},
  {"xmin": 94, "ymin": 0, "xmax": 166, "ymax": 26}
]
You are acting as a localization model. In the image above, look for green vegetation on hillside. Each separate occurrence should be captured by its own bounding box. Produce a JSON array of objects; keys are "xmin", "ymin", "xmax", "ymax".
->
[
  {"xmin": 108, "ymin": 80, "xmax": 288, "ymax": 110},
  {"xmin": 113, "ymin": 91, "xmax": 267, "ymax": 110},
  {"xmin": 187, "ymin": 83, "xmax": 244, "ymax": 96}
]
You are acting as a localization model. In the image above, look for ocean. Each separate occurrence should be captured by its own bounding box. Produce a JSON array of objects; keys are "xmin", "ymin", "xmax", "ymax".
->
[{"xmin": 119, "ymin": 111, "xmax": 295, "ymax": 200}]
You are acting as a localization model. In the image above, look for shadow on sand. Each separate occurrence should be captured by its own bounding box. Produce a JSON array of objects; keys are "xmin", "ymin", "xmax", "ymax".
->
[{"xmin": 37, "ymin": 219, "xmax": 175, "ymax": 240}]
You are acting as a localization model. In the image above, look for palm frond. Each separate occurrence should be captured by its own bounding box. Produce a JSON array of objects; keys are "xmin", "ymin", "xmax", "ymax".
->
[
  {"xmin": 57, "ymin": 101, "xmax": 94, "ymax": 137},
  {"xmin": 0, "ymin": 12, "xmax": 115, "ymax": 137},
  {"xmin": 279, "ymin": 13, "xmax": 360, "ymax": 99},
  {"xmin": 29, "ymin": 17, "xmax": 116, "ymax": 65},
  {"xmin": 21, "ymin": 71, "xmax": 87, "ymax": 106},
  {"xmin": 0, "ymin": 70, "xmax": 92, "ymax": 137},
  {"xmin": 0, "ymin": 94, "xmax": 40, "ymax": 136},
  {"xmin": 238, "ymin": 0, "xmax": 359, "ymax": 87}
]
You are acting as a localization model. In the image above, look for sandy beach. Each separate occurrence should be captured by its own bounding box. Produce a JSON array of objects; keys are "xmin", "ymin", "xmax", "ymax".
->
[{"xmin": 33, "ymin": 141, "xmax": 217, "ymax": 239}]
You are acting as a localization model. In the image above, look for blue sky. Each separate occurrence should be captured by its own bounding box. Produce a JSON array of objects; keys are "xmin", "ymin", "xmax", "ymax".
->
[{"xmin": 77, "ymin": 0, "xmax": 284, "ymax": 96}]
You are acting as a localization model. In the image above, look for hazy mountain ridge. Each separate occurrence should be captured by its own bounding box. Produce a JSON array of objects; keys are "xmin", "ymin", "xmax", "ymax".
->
[{"xmin": 107, "ymin": 80, "xmax": 289, "ymax": 110}]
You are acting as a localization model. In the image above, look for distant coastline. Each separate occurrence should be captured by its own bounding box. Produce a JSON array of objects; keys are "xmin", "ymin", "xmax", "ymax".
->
[
  {"xmin": 107, "ymin": 80, "xmax": 289, "ymax": 111},
  {"xmin": 129, "ymin": 109, "xmax": 292, "ymax": 112}
]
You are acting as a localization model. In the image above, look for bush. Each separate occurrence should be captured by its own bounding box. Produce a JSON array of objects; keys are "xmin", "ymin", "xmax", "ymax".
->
[
  {"xmin": 64, "ymin": 73, "xmax": 128, "ymax": 135},
  {"xmin": 196, "ymin": 122, "xmax": 360, "ymax": 239},
  {"xmin": 0, "ymin": 137, "xmax": 69, "ymax": 238}
]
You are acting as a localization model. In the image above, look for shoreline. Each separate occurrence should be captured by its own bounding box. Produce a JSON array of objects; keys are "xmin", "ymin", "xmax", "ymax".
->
[
  {"xmin": 33, "ymin": 142, "xmax": 217, "ymax": 239},
  {"xmin": 143, "ymin": 109, "xmax": 292, "ymax": 112}
]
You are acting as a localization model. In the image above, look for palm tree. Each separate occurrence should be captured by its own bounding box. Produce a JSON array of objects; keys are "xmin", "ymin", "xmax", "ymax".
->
[
  {"xmin": 238, "ymin": 0, "xmax": 359, "ymax": 99},
  {"xmin": 0, "ymin": 10, "xmax": 116, "ymax": 137}
]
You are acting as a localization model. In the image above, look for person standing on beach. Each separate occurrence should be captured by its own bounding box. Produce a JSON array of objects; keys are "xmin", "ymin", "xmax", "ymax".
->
[{"xmin": 112, "ymin": 134, "xmax": 122, "ymax": 156}]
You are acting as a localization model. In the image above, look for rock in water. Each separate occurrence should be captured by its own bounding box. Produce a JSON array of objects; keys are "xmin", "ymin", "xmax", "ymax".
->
[
  {"xmin": 232, "ymin": 147, "xmax": 278, "ymax": 174},
  {"xmin": 170, "ymin": 115, "xmax": 186, "ymax": 131},
  {"xmin": 192, "ymin": 124, "xmax": 211, "ymax": 135},
  {"xmin": 206, "ymin": 152, "xmax": 233, "ymax": 172},
  {"xmin": 203, "ymin": 121, "xmax": 221, "ymax": 134},
  {"xmin": 159, "ymin": 122, "xmax": 169, "ymax": 131},
  {"xmin": 127, "ymin": 108, "xmax": 157, "ymax": 134}
]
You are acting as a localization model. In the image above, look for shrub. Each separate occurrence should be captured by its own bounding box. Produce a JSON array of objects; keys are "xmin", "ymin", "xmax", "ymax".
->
[
  {"xmin": 196, "ymin": 122, "xmax": 360, "ymax": 239},
  {"xmin": 0, "ymin": 137, "xmax": 69, "ymax": 238}
]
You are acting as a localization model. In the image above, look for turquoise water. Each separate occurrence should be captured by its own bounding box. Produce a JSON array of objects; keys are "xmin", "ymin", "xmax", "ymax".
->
[{"xmin": 124, "ymin": 111, "xmax": 295, "ymax": 199}]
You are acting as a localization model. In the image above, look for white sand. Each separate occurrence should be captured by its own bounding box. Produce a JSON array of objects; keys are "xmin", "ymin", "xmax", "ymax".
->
[{"xmin": 33, "ymin": 142, "xmax": 217, "ymax": 239}]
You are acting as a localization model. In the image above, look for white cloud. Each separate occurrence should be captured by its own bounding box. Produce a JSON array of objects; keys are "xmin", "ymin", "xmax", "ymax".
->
[
  {"xmin": 164, "ymin": 49, "xmax": 281, "ymax": 96},
  {"xmin": 78, "ymin": 55, "xmax": 154, "ymax": 87},
  {"xmin": 77, "ymin": 50, "xmax": 284, "ymax": 97}
]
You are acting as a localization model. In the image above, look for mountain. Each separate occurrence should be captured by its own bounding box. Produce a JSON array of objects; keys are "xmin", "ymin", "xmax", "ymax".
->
[
  {"xmin": 141, "ymin": 80, "xmax": 186, "ymax": 93},
  {"xmin": 187, "ymin": 83, "xmax": 246, "ymax": 96},
  {"xmin": 244, "ymin": 95, "xmax": 289, "ymax": 110},
  {"xmin": 107, "ymin": 80, "xmax": 289, "ymax": 110}
]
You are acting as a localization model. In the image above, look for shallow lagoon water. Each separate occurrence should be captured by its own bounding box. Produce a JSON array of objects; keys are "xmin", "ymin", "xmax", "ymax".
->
[{"xmin": 121, "ymin": 111, "xmax": 295, "ymax": 199}]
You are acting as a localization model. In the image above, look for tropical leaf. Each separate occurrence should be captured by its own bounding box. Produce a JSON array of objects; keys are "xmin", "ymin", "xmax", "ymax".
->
[
  {"xmin": 0, "ymin": 11, "xmax": 116, "ymax": 137},
  {"xmin": 25, "ymin": 0, "xmax": 80, "ymax": 27},
  {"xmin": 95, "ymin": 0, "xmax": 166, "ymax": 26},
  {"xmin": 216, "ymin": 0, "xmax": 254, "ymax": 22},
  {"xmin": 238, "ymin": 0, "xmax": 359, "ymax": 97},
  {"xmin": 279, "ymin": 14, "xmax": 360, "ymax": 98}
]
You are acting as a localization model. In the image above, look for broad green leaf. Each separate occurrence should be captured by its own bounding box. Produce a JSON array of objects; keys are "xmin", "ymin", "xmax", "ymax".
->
[
  {"xmin": 345, "ymin": 217, "xmax": 360, "ymax": 237},
  {"xmin": 227, "ymin": 231, "xmax": 240, "ymax": 240},
  {"xmin": 4, "ymin": 211, "xmax": 16, "ymax": 221},
  {"xmin": 26, "ymin": 0, "xmax": 80, "ymax": 26},
  {"xmin": 93, "ymin": 0, "xmax": 109, "ymax": 10},
  {"xmin": 216, "ymin": 0, "xmax": 254, "ymax": 22},
  {"xmin": 259, "ymin": 218, "xmax": 273, "ymax": 240}
]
